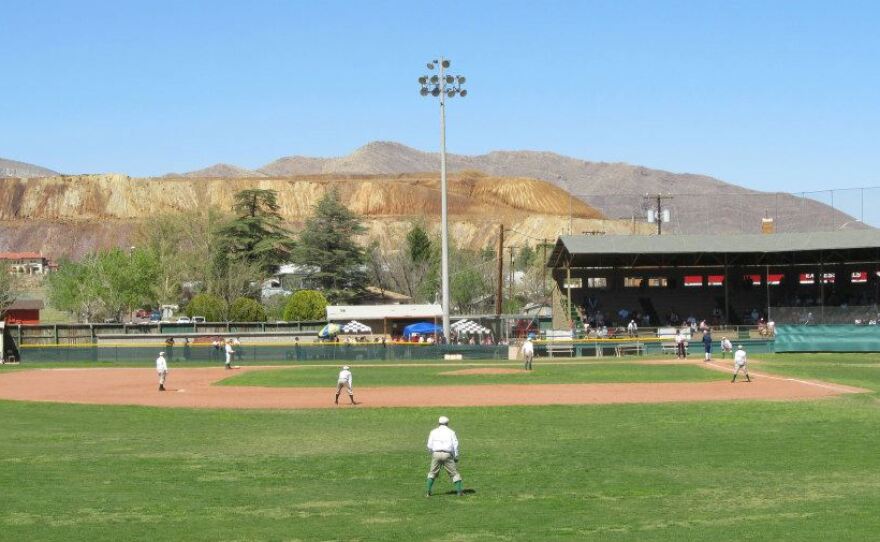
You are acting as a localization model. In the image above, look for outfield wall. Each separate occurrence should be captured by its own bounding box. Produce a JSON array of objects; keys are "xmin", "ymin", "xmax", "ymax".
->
[
  {"xmin": 17, "ymin": 337, "xmax": 775, "ymax": 363},
  {"xmin": 774, "ymin": 325, "xmax": 880, "ymax": 352}
]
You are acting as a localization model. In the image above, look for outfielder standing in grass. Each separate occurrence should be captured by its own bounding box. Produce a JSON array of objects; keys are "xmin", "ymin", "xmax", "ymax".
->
[
  {"xmin": 426, "ymin": 416, "xmax": 463, "ymax": 497},
  {"xmin": 732, "ymin": 345, "xmax": 752, "ymax": 383},
  {"xmin": 156, "ymin": 351, "xmax": 168, "ymax": 391},
  {"xmin": 522, "ymin": 337, "xmax": 534, "ymax": 371},
  {"xmin": 335, "ymin": 365, "xmax": 356, "ymax": 405}
]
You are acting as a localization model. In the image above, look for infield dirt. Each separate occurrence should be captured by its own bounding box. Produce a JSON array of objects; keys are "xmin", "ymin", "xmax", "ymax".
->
[{"xmin": 0, "ymin": 362, "xmax": 866, "ymax": 410}]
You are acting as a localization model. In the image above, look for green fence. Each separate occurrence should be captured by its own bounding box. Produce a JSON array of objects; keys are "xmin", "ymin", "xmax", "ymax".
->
[
  {"xmin": 774, "ymin": 324, "xmax": 880, "ymax": 352},
  {"xmin": 18, "ymin": 343, "xmax": 511, "ymax": 363}
]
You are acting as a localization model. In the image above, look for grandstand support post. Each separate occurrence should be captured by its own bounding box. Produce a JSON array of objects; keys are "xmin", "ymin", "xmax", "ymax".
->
[
  {"xmin": 723, "ymin": 257, "xmax": 730, "ymax": 324},
  {"xmin": 765, "ymin": 264, "xmax": 771, "ymax": 322},
  {"xmin": 819, "ymin": 259, "xmax": 825, "ymax": 323},
  {"xmin": 566, "ymin": 259, "xmax": 572, "ymax": 330}
]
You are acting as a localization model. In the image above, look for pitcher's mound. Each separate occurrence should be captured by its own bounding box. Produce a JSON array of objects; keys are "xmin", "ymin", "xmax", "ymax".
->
[{"xmin": 440, "ymin": 368, "xmax": 524, "ymax": 375}]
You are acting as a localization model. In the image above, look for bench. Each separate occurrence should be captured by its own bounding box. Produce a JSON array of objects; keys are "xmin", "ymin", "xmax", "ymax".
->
[{"xmin": 615, "ymin": 342, "xmax": 645, "ymax": 357}]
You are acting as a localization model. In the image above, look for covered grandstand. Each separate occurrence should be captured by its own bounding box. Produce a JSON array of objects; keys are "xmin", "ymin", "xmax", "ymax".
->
[{"xmin": 547, "ymin": 230, "xmax": 880, "ymax": 329}]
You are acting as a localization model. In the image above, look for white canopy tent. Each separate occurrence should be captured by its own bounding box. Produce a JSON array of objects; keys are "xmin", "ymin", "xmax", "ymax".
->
[{"xmin": 341, "ymin": 320, "xmax": 372, "ymax": 334}]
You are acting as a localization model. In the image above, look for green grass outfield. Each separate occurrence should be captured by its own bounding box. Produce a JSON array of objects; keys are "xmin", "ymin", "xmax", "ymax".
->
[
  {"xmin": 1, "ymin": 354, "xmax": 879, "ymax": 541},
  {"xmin": 218, "ymin": 362, "xmax": 726, "ymax": 388}
]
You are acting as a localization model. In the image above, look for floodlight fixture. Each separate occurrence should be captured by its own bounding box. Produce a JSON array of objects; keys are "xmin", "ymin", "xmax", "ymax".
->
[{"xmin": 417, "ymin": 57, "xmax": 468, "ymax": 343}]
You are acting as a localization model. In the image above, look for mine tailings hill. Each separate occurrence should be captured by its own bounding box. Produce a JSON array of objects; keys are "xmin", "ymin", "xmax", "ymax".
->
[
  {"xmin": 0, "ymin": 172, "xmax": 647, "ymax": 260},
  {"xmin": 182, "ymin": 141, "xmax": 864, "ymax": 235}
]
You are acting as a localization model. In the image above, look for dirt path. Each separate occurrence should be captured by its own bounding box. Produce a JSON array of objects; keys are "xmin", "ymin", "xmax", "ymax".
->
[{"xmin": 0, "ymin": 364, "xmax": 867, "ymax": 410}]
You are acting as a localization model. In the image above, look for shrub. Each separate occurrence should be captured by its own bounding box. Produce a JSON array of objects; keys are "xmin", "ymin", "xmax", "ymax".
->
[
  {"xmin": 186, "ymin": 293, "xmax": 226, "ymax": 322},
  {"xmin": 228, "ymin": 297, "xmax": 267, "ymax": 322},
  {"xmin": 283, "ymin": 290, "xmax": 328, "ymax": 321}
]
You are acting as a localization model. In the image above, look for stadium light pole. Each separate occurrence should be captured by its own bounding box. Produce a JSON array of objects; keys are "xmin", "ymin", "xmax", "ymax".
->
[{"xmin": 420, "ymin": 58, "xmax": 467, "ymax": 341}]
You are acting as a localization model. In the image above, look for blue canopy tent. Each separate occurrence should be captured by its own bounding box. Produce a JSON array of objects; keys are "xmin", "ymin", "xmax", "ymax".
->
[{"xmin": 402, "ymin": 321, "xmax": 442, "ymax": 339}]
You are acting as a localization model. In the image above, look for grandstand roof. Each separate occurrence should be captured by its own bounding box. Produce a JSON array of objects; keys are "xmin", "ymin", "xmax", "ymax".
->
[{"xmin": 549, "ymin": 230, "xmax": 880, "ymax": 268}]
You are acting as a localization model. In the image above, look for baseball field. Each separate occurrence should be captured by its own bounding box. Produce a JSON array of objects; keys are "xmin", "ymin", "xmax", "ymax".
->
[{"xmin": 1, "ymin": 353, "xmax": 879, "ymax": 541}]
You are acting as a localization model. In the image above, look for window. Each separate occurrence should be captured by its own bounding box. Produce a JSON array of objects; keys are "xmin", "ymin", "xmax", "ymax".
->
[
  {"xmin": 684, "ymin": 275, "xmax": 703, "ymax": 287},
  {"xmin": 743, "ymin": 274, "xmax": 761, "ymax": 286},
  {"xmin": 647, "ymin": 277, "xmax": 668, "ymax": 287},
  {"xmin": 586, "ymin": 277, "xmax": 607, "ymax": 288},
  {"xmin": 707, "ymin": 275, "xmax": 724, "ymax": 286},
  {"xmin": 624, "ymin": 277, "xmax": 643, "ymax": 288},
  {"xmin": 563, "ymin": 278, "xmax": 582, "ymax": 289}
]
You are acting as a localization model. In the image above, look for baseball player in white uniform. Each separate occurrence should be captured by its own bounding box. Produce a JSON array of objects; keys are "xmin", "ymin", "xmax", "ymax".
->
[
  {"xmin": 522, "ymin": 338, "xmax": 535, "ymax": 371},
  {"xmin": 156, "ymin": 351, "xmax": 168, "ymax": 391},
  {"xmin": 720, "ymin": 337, "xmax": 733, "ymax": 358},
  {"xmin": 732, "ymin": 345, "xmax": 751, "ymax": 383},
  {"xmin": 335, "ymin": 365, "xmax": 356, "ymax": 405},
  {"xmin": 224, "ymin": 339, "xmax": 235, "ymax": 369},
  {"xmin": 426, "ymin": 416, "xmax": 463, "ymax": 497}
]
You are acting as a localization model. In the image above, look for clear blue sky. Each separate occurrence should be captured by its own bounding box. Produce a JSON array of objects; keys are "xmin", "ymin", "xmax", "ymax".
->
[{"xmin": 2, "ymin": 1, "xmax": 878, "ymax": 199}]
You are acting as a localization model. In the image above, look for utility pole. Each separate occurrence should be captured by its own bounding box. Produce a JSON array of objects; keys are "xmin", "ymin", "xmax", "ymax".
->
[
  {"xmin": 508, "ymin": 246, "xmax": 515, "ymax": 310},
  {"xmin": 495, "ymin": 224, "xmax": 504, "ymax": 315},
  {"xmin": 645, "ymin": 193, "xmax": 673, "ymax": 235}
]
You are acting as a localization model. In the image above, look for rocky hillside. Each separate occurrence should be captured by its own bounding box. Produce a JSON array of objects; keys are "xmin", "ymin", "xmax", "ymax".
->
[
  {"xmin": 177, "ymin": 142, "xmax": 863, "ymax": 234},
  {"xmin": 0, "ymin": 172, "xmax": 644, "ymax": 259},
  {"xmin": 0, "ymin": 157, "xmax": 59, "ymax": 178}
]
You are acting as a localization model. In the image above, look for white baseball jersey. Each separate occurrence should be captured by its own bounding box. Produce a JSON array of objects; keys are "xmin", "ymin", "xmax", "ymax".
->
[
  {"xmin": 225, "ymin": 343, "xmax": 234, "ymax": 362},
  {"xmin": 427, "ymin": 425, "xmax": 460, "ymax": 457},
  {"xmin": 522, "ymin": 340, "xmax": 534, "ymax": 356},
  {"xmin": 337, "ymin": 369, "xmax": 352, "ymax": 385},
  {"xmin": 721, "ymin": 339, "xmax": 733, "ymax": 351},
  {"xmin": 734, "ymin": 349, "xmax": 747, "ymax": 365},
  {"xmin": 156, "ymin": 355, "xmax": 168, "ymax": 373}
]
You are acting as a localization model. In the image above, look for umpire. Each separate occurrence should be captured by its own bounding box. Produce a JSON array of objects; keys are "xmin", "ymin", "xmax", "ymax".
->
[{"xmin": 425, "ymin": 416, "xmax": 464, "ymax": 497}]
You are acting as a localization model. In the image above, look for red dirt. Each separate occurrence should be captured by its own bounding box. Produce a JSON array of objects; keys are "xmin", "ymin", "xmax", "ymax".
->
[
  {"xmin": 440, "ymin": 368, "xmax": 524, "ymax": 375},
  {"xmin": 0, "ymin": 366, "xmax": 867, "ymax": 410}
]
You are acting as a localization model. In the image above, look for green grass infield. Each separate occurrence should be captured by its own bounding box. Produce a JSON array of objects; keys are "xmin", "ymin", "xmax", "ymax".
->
[
  {"xmin": 218, "ymin": 361, "xmax": 727, "ymax": 388},
  {"xmin": 0, "ymin": 354, "xmax": 878, "ymax": 540}
]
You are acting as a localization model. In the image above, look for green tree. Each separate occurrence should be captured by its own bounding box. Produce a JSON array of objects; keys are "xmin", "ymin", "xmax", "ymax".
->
[
  {"xmin": 216, "ymin": 189, "xmax": 296, "ymax": 275},
  {"xmin": 135, "ymin": 209, "xmax": 229, "ymax": 304},
  {"xmin": 47, "ymin": 258, "xmax": 102, "ymax": 321},
  {"xmin": 206, "ymin": 255, "xmax": 262, "ymax": 318},
  {"xmin": 228, "ymin": 297, "xmax": 267, "ymax": 322},
  {"xmin": 0, "ymin": 271, "xmax": 18, "ymax": 315},
  {"xmin": 282, "ymin": 290, "xmax": 328, "ymax": 321},
  {"xmin": 293, "ymin": 189, "xmax": 367, "ymax": 303},
  {"xmin": 185, "ymin": 293, "xmax": 226, "ymax": 322},
  {"xmin": 406, "ymin": 221, "xmax": 432, "ymax": 264}
]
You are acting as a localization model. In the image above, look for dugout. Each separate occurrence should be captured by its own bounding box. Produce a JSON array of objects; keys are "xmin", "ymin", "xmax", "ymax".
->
[
  {"xmin": 547, "ymin": 230, "xmax": 880, "ymax": 329},
  {"xmin": 326, "ymin": 304, "xmax": 443, "ymax": 338}
]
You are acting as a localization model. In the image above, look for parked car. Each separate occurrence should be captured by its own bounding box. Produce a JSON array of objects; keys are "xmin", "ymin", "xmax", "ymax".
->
[
  {"xmin": 192, "ymin": 316, "xmax": 206, "ymax": 324},
  {"xmin": 176, "ymin": 317, "xmax": 192, "ymax": 324},
  {"xmin": 150, "ymin": 311, "xmax": 161, "ymax": 322}
]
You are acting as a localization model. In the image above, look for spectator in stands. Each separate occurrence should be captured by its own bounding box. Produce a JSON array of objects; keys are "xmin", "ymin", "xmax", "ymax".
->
[{"xmin": 627, "ymin": 319, "xmax": 638, "ymax": 337}]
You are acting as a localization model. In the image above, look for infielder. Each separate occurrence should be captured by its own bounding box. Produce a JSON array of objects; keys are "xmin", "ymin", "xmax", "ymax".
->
[
  {"xmin": 224, "ymin": 339, "xmax": 235, "ymax": 370},
  {"xmin": 335, "ymin": 365, "xmax": 356, "ymax": 405},
  {"xmin": 426, "ymin": 416, "xmax": 463, "ymax": 497},
  {"xmin": 156, "ymin": 351, "xmax": 168, "ymax": 391},
  {"xmin": 732, "ymin": 345, "xmax": 751, "ymax": 383},
  {"xmin": 522, "ymin": 337, "xmax": 534, "ymax": 371}
]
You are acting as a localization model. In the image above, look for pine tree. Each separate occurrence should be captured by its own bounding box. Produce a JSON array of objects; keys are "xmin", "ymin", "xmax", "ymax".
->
[
  {"xmin": 216, "ymin": 189, "xmax": 296, "ymax": 275},
  {"xmin": 293, "ymin": 188, "xmax": 367, "ymax": 303}
]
